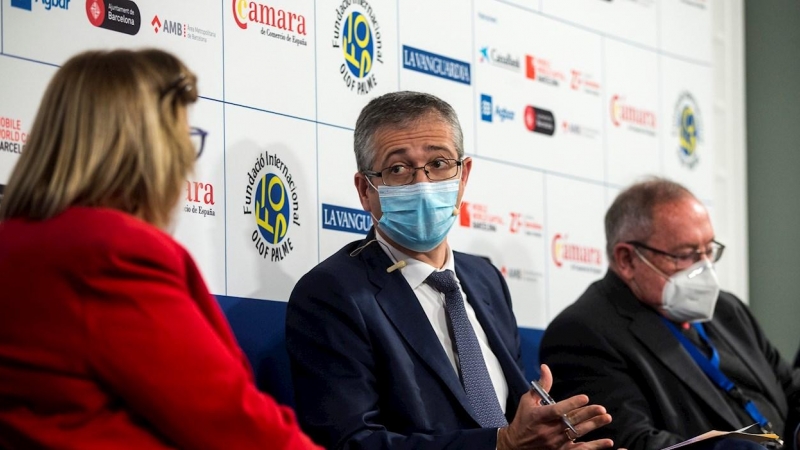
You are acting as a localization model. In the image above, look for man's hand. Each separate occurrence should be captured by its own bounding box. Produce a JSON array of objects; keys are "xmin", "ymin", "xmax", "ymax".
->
[{"xmin": 497, "ymin": 364, "xmax": 614, "ymax": 450}]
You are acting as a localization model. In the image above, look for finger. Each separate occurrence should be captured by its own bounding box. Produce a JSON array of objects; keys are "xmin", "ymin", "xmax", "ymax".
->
[
  {"xmin": 573, "ymin": 438, "xmax": 614, "ymax": 449},
  {"xmin": 549, "ymin": 395, "xmax": 590, "ymax": 417},
  {"xmin": 571, "ymin": 413, "xmax": 613, "ymax": 438},
  {"xmin": 565, "ymin": 404, "xmax": 608, "ymax": 424},
  {"xmin": 539, "ymin": 363, "xmax": 553, "ymax": 391}
]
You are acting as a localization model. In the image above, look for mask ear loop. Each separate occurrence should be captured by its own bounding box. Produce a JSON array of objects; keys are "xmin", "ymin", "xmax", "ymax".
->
[{"xmin": 632, "ymin": 246, "xmax": 671, "ymax": 281}]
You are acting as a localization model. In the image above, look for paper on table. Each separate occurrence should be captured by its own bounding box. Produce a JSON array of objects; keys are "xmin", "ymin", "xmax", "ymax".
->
[{"xmin": 660, "ymin": 425, "xmax": 783, "ymax": 450}]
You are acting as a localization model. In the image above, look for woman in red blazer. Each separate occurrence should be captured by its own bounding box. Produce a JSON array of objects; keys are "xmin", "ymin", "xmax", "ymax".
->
[{"xmin": 0, "ymin": 49, "xmax": 321, "ymax": 450}]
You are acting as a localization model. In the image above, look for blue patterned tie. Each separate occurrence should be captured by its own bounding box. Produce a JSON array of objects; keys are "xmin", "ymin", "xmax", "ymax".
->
[{"xmin": 426, "ymin": 269, "xmax": 508, "ymax": 428}]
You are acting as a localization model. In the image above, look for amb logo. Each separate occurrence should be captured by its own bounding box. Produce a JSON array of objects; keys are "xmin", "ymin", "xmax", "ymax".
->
[
  {"xmin": 332, "ymin": 0, "xmax": 383, "ymax": 95},
  {"xmin": 243, "ymin": 151, "xmax": 300, "ymax": 262},
  {"xmin": 673, "ymin": 92, "xmax": 703, "ymax": 169}
]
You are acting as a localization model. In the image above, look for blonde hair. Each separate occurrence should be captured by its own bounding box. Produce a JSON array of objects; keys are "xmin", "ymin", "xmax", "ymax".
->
[{"xmin": 0, "ymin": 49, "xmax": 198, "ymax": 228}]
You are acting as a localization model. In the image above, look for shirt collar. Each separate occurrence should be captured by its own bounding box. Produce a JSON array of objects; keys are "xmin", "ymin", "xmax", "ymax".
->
[{"xmin": 374, "ymin": 229, "xmax": 455, "ymax": 290}]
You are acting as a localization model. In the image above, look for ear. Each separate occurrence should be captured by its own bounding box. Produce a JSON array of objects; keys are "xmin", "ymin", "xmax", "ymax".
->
[
  {"xmin": 354, "ymin": 172, "xmax": 373, "ymax": 212},
  {"xmin": 613, "ymin": 242, "xmax": 638, "ymax": 281},
  {"xmin": 460, "ymin": 157, "xmax": 473, "ymax": 186}
]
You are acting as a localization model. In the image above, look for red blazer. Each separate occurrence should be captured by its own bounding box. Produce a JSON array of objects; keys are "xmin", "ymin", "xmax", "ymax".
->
[{"xmin": 0, "ymin": 207, "xmax": 321, "ymax": 450}]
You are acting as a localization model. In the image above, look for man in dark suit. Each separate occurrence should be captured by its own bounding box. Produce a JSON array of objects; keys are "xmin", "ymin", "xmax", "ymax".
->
[
  {"xmin": 286, "ymin": 91, "xmax": 615, "ymax": 450},
  {"xmin": 541, "ymin": 177, "xmax": 800, "ymax": 450}
]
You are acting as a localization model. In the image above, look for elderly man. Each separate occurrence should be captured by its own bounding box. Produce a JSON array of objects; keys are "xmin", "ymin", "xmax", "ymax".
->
[
  {"xmin": 541, "ymin": 177, "xmax": 800, "ymax": 450},
  {"xmin": 286, "ymin": 91, "xmax": 614, "ymax": 449}
]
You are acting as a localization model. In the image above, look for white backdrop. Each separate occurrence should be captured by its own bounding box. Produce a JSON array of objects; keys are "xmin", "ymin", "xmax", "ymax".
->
[{"xmin": 0, "ymin": 0, "xmax": 745, "ymax": 329}]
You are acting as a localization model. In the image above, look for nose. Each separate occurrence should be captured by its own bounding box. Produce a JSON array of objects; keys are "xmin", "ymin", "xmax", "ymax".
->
[{"xmin": 410, "ymin": 166, "xmax": 429, "ymax": 184}]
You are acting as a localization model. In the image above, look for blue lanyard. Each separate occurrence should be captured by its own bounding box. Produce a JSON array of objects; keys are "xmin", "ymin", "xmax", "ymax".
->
[{"xmin": 662, "ymin": 318, "xmax": 772, "ymax": 432}]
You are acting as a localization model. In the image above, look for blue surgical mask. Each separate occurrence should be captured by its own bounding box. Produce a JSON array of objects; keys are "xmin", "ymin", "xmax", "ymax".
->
[{"xmin": 375, "ymin": 179, "xmax": 460, "ymax": 252}]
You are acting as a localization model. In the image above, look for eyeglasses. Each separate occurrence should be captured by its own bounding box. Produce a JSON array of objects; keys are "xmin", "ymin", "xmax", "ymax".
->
[
  {"xmin": 190, "ymin": 127, "xmax": 208, "ymax": 159},
  {"xmin": 627, "ymin": 239, "xmax": 725, "ymax": 271},
  {"xmin": 160, "ymin": 73, "xmax": 194, "ymax": 100},
  {"xmin": 363, "ymin": 158, "xmax": 463, "ymax": 186}
]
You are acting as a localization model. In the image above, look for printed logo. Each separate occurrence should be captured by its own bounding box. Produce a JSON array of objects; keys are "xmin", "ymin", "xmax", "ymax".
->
[
  {"xmin": 500, "ymin": 265, "xmax": 542, "ymax": 282},
  {"xmin": 243, "ymin": 151, "xmax": 301, "ymax": 262},
  {"xmin": 232, "ymin": 0, "xmax": 308, "ymax": 46},
  {"xmin": 182, "ymin": 181, "xmax": 216, "ymax": 218},
  {"xmin": 479, "ymin": 47, "xmax": 520, "ymax": 72},
  {"xmin": 460, "ymin": 203, "xmax": 541, "ymax": 237},
  {"xmin": 525, "ymin": 55, "xmax": 565, "ymax": 87},
  {"xmin": 610, "ymin": 94, "xmax": 657, "ymax": 136},
  {"xmin": 12, "ymin": 0, "xmax": 68, "ymax": 11},
  {"xmin": 459, "ymin": 202, "xmax": 503, "ymax": 232},
  {"xmin": 86, "ymin": 0, "xmax": 141, "ymax": 35},
  {"xmin": 570, "ymin": 70, "xmax": 601, "ymax": 96},
  {"xmin": 551, "ymin": 233, "xmax": 602, "ymax": 273},
  {"xmin": 0, "ymin": 116, "xmax": 27, "ymax": 155},
  {"xmin": 673, "ymin": 91, "xmax": 703, "ymax": 168},
  {"xmin": 561, "ymin": 120, "xmax": 600, "ymax": 140},
  {"xmin": 480, "ymin": 95, "xmax": 492, "ymax": 122},
  {"xmin": 524, "ymin": 105, "xmax": 556, "ymax": 136},
  {"xmin": 509, "ymin": 212, "xmax": 542, "ymax": 237},
  {"xmin": 11, "ymin": 0, "xmax": 32, "ymax": 11},
  {"xmin": 333, "ymin": 0, "xmax": 383, "ymax": 95},
  {"xmin": 322, "ymin": 204, "xmax": 372, "ymax": 234},
  {"xmin": 480, "ymin": 94, "xmax": 514, "ymax": 123},
  {"xmin": 402, "ymin": 45, "xmax": 471, "ymax": 85},
  {"xmin": 151, "ymin": 14, "xmax": 217, "ymax": 43}
]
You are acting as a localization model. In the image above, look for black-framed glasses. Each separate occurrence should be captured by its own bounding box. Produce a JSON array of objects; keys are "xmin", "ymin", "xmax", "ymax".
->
[
  {"xmin": 364, "ymin": 158, "xmax": 463, "ymax": 186},
  {"xmin": 627, "ymin": 239, "xmax": 725, "ymax": 270},
  {"xmin": 190, "ymin": 127, "xmax": 208, "ymax": 159}
]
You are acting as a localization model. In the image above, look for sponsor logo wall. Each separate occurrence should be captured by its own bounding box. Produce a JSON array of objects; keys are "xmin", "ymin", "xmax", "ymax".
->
[{"xmin": 0, "ymin": 0, "xmax": 715, "ymax": 332}]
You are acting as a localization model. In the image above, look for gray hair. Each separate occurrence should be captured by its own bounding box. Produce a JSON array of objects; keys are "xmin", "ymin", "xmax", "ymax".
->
[
  {"xmin": 353, "ymin": 91, "xmax": 464, "ymax": 173},
  {"xmin": 605, "ymin": 177, "xmax": 696, "ymax": 262}
]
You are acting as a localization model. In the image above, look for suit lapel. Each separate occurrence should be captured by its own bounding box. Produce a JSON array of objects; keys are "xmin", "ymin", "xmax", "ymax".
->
[
  {"xmin": 605, "ymin": 273, "xmax": 742, "ymax": 429},
  {"xmin": 455, "ymin": 255, "xmax": 530, "ymax": 419},
  {"xmin": 358, "ymin": 237, "xmax": 478, "ymax": 424}
]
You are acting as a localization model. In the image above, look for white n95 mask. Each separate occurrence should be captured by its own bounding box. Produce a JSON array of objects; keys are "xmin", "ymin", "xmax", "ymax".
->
[{"xmin": 660, "ymin": 260, "xmax": 720, "ymax": 323}]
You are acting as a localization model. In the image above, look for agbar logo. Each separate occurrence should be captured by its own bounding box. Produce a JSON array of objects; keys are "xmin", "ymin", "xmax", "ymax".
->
[{"xmin": 233, "ymin": 0, "xmax": 307, "ymax": 34}]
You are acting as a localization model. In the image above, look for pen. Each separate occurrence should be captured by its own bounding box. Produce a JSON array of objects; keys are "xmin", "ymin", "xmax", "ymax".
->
[{"xmin": 530, "ymin": 379, "xmax": 579, "ymax": 437}]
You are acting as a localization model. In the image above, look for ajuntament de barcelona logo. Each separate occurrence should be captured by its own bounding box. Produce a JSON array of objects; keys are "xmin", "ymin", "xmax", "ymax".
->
[
  {"xmin": 243, "ymin": 151, "xmax": 300, "ymax": 262},
  {"xmin": 332, "ymin": 0, "xmax": 383, "ymax": 95}
]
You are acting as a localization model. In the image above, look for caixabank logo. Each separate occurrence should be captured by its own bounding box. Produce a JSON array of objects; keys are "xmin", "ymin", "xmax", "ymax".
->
[
  {"xmin": 0, "ymin": 116, "xmax": 27, "ymax": 155},
  {"xmin": 673, "ymin": 91, "xmax": 703, "ymax": 169},
  {"xmin": 152, "ymin": 14, "xmax": 217, "ymax": 44},
  {"xmin": 86, "ymin": 0, "xmax": 141, "ymax": 35},
  {"xmin": 478, "ymin": 47, "xmax": 520, "ymax": 72},
  {"xmin": 524, "ymin": 105, "xmax": 556, "ymax": 136},
  {"xmin": 551, "ymin": 233, "xmax": 602, "ymax": 273},
  {"xmin": 12, "ymin": 0, "xmax": 69, "ymax": 12},
  {"xmin": 321, "ymin": 203, "xmax": 371, "ymax": 234},
  {"xmin": 243, "ymin": 151, "xmax": 300, "ymax": 262},
  {"xmin": 332, "ymin": 0, "xmax": 383, "ymax": 95},
  {"xmin": 182, "ymin": 181, "xmax": 216, "ymax": 218},
  {"xmin": 233, "ymin": 0, "xmax": 308, "ymax": 46}
]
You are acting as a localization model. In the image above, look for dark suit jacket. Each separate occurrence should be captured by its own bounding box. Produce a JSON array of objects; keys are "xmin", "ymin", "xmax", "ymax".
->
[
  {"xmin": 540, "ymin": 270, "xmax": 800, "ymax": 450},
  {"xmin": 286, "ymin": 229, "xmax": 530, "ymax": 449}
]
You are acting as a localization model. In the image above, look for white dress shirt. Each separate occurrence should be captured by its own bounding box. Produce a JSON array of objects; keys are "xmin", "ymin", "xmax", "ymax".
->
[{"xmin": 375, "ymin": 232, "xmax": 509, "ymax": 412}]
